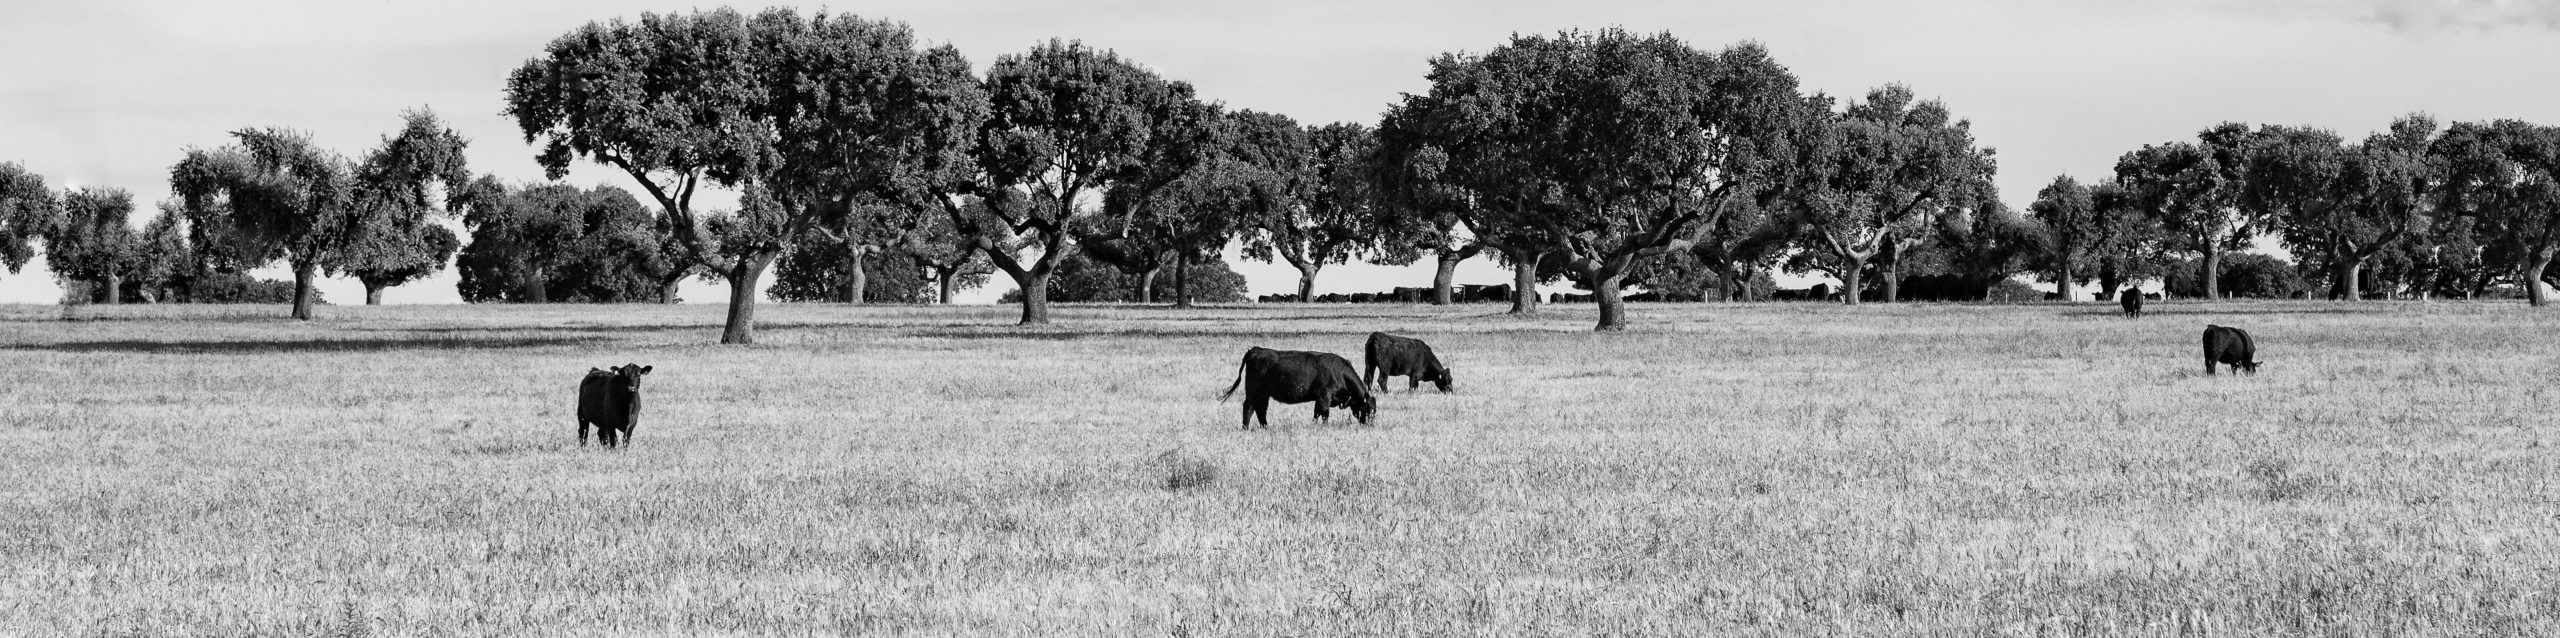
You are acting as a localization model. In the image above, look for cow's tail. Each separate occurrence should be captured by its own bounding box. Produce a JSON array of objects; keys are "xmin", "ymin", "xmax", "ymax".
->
[{"xmin": 1218, "ymin": 357, "xmax": 1248, "ymax": 403}]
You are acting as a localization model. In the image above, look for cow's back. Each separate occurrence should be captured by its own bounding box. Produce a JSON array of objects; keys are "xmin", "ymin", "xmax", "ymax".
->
[
  {"xmin": 1251, "ymin": 349, "xmax": 1365, "ymax": 404},
  {"xmin": 2203, "ymin": 325, "xmax": 2253, "ymax": 360},
  {"xmin": 577, "ymin": 371, "xmax": 620, "ymax": 423},
  {"xmin": 1365, "ymin": 333, "xmax": 1435, "ymax": 371},
  {"xmin": 1364, "ymin": 332, "xmax": 1403, "ymax": 366},
  {"xmin": 1250, "ymin": 351, "xmax": 1328, "ymax": 402}
]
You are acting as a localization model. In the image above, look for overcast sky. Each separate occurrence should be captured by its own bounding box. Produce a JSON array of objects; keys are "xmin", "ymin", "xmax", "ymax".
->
[{"xmin": 4, "ymin": 0, "xmax": 2556, "ymax": 305}]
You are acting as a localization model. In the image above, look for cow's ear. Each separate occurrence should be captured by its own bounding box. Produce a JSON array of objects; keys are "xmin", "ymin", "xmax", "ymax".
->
[
  {"xmin": 638, "ymin": 365, "xmax": 653, "ymax": 374},
  {"xmin": 590, "ymin": 367, "xmax": 603, "ymax": 373}
]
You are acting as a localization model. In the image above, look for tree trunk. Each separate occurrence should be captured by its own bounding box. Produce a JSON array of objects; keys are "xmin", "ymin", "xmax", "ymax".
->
[
  {"xmin": 1839, "ymin": 255, "xmax": 1868, "ymax": 306},
  {"xmin": 1508, "ymin": 249, "xmax": 1541, "ymax": 314},
  {"xmin": 1432, "ymin": 251, "xmax": 1463, "ymax": 305},
  {"xmin": 843, "ymin": 250, "xmax": 869, "ymax": 304},
  {"xmin": 1017, "ymin": 269, "xmax": 1053, "ymax": 324},
  {"xmin": 2200, "ymin": 244, "xmax": 2223, "ymax": 300},
  {"xmin": 935, "ymin": 267, "xmax": 957, "ymax": 304},
  {"xmin": 364, "ymin": 282, "xmax": 385, "ymax": 306},
  {"xmin": 719, "ymin": 252, "xmax": 777, "ymax": 345},
  {"xmin": 1296, "ymin": 267, "xmax": 1320, "ymax": 303},
  {"xmin": 1593, "ymin": 273, "xmax": 1629, "ymax": 331},
  {"xmin": 101, "ymin": 274, "xmax": 122, "ymax": 305},
  {"xmin": 1882, "ymin": 257, "xmax": 1903, "ymax": 303},
  {"xmin": 2527, "ymin": 251, "xmax": 2555, "ymax": 308},
  {"xmin": 1172, "ymin": 258, "xmax": 1193, "ymax": 308},
  {"xmin": 2055, "ymin": 261, "xmax": 2075, "ymax": 306},
  {"xmin": 525, "ymin": 263, "xmax": 550, "ymax": 304},
  {"xmin": 1715, "ymin": 262, "xmax": 1740, "ymax": 302},
  {"xmin": 290, "ymin": 261, "xmax": 318, "ymax": 320},
  {"xmin": 659, "ymin": 276, "xmax": 682, "ymax": 304},
  {"xmin": 2332, "ymin": 258, "xmax": 2363, "ymax": 301},
  {"xmin": 1139, "ymin": 264, "xmax": 1162, "ymax": 304}
]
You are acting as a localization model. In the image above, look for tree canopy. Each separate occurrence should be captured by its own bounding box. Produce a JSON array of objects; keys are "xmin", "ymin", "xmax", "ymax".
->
[{"xmin": 506, "ymin": 8, "xmax": 986, "ymax": 341}]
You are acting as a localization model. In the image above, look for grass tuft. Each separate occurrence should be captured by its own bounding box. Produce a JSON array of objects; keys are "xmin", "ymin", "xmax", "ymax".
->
[{"xmin": 1154, "ymin": 448, "xmax": 1221, "ymax": 493}]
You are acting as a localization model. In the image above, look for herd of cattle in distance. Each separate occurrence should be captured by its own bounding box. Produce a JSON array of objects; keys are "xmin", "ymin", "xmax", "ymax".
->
[
  {"xmin": 564, "ymin": 294, "xmax": 2262, "ymax": 445},
  {"xmin": 1254, "ymin": 279, "xmax": 2180, "ymax": 305}
]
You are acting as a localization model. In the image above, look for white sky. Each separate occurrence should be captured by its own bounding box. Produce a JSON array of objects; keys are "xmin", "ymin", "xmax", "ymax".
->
[{"xmin": 3, "ymin": 0, "xmax": 2556, "ymax": 304}]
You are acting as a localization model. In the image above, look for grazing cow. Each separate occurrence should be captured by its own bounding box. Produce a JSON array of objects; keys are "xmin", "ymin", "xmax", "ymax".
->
[
  {"xmin": 1363, "ymin": 332, "xmax": 1454, "ymax": 393},
  {"xmin": 578, "ymin": 364, "xmax": 652, "ymax": 447},
  {"xmin": 2201, "ymin": 325, "xmax": 2260, "ymax": 375},
  {"xmin": 2119, "ymin": 287, "xmax": 2144, "ymax": 318},
  {"xmin": 1219, "ymin": 347, "xmax": 1376, "ymax": 429}
]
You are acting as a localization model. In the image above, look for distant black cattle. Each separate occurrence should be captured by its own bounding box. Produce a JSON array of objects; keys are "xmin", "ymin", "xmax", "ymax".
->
[
  {"xmin": 2119, "ymin": 288, "xmax": 2144, "ymax": 318},
  {"xmin": 1219, "ymin": 347, "xmax": 1376, "ymax": 428},
  {"xmin": 578, "ymin": 363, "xmax": 653, "ymax": 447},
  {"xmin": 1363, "ymin": 332, "xmax": 1453, "ymax": 393},
  {"xmin": 1455, "ymin": 284, "xmax": 1512, "ymax": 303},
  {"xmin": 2202, "ymin": 325, "xmax": 2260, "ymax": 375}
]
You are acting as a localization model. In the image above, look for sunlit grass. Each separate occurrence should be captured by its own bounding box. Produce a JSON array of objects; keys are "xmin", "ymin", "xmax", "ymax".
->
[{"xmin": 3, "ymin": 299, "xmax": 2558, "ymax": 635}]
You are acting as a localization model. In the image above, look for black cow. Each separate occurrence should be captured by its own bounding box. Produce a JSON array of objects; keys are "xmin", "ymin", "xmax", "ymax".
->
[
  {"xmin": 578, "ymin": 363, "xmax": 652, "ymax": 447},
  {"xmin": 1219, "ymin": 347, "xmax": 1376, "ymax": 429},
  {"xmin": 2201, "ymin": 325, "xmax": 2259, "ymax": 375},
  {"xmin": 2119, "ymin": 288, "xmax": 2144, "ymax": 318},
  {"xmin": 1363, "ymin": 332, "xmax": 1454, "ymax": 393}
]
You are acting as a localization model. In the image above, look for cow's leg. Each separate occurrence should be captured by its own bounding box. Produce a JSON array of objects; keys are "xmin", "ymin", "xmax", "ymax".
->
[
  {"xmin": 620, "ymin": 424, "xmax": 635, "ymax": 448},
  {"xmin": 578, "ymin": 418, "xmax": 590, "ymax": 446},
  {"xmin": 1408, "ymin": 376, "xmax": 1419, "ymax": 391},
  {"xmin": 1245, "ymin": 396, "xmax": 1269, "ymax": 430},
  {"xmin": 1366, "ymin": 364, "xmax": 1382, "ymax": 392},
  {"xmin": 2205, "ymin": 359, "xmax": 2217, "ymax": 376}
]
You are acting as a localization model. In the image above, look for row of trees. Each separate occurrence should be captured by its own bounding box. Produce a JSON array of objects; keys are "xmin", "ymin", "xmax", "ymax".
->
[
  {"xmin": 2032, "ymin": 117, "xmax": 2560, "ymax": 305},
  {"xmin": 497, "ymin": 13, "xmax": 2012, "ymax": 336},
  {"xmin": 500, "ymin": 12, "xmax": 2560, "ymax": 335},
  {"xmin": 10, "ymin": 10, "xmax": 2553, "ymax": 337},
  {"xmin": 501, "ymin": 8, "xmax": 1503, "ymax": 341}
]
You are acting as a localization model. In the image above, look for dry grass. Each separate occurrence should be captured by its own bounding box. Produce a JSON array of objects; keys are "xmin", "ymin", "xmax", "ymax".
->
[{"xmin": 4, "ymin": 299, "xmax": 2558, "ymax": 636}]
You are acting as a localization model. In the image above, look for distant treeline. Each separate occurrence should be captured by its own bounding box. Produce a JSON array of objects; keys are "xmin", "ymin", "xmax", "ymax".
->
[{"xmin": 3, "ymin": 8, "xmax": 2554, "ymax": 338}]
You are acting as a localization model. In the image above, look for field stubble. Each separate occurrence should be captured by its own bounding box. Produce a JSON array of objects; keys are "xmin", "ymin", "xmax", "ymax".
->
[{"xmin": 3, "ymin": 300, "xmax": 2558, "ymax": 636}]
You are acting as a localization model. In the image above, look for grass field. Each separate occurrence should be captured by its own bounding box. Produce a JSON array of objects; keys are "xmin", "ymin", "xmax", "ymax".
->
[{"xmin": 4, "ymin": 299, "xmax": 2559, "ymax": 636}]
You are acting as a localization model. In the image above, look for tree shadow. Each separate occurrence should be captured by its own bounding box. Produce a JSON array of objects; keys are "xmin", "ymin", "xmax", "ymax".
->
[
  {"xmin": 910, "ymin": 328, "xmax": 1341, "ymax": 341},
  {"xmin": 356, "ymin": 322, "xmax": 840, "ymax": 335},
  {"xmin": 2068, "ymin": 304, "xmax": 2398, "ymax": 318},
  {"xmin": 909, "ymin": 325, "xmax": 1578, "ymax": 342},
  {"xmin": 5, "ymin": 336, "xmax": 612, "ymax": 354}
]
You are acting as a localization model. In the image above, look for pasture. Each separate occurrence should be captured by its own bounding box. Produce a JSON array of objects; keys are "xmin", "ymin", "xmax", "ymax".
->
[{"xmin": 3, "ymin": 300, "xmax": 2557, "ymax": 636}]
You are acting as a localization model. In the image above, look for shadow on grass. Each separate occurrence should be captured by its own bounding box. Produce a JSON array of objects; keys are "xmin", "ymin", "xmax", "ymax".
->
[
  {"xmin": 908, "ymin": 328, "xmax": 1325, "ymax": 341},
  {"xmin": 909, "ymin": 325, "xmax": 1581, "ymax": 341},
  {"xmin": 5, "ymin": 335, "xmax": 612, "ymax": 354},
  {"xmin": 2064, "ymin": 304, "xmax": 2400, "ymax": 319},
  {"xmin": 357, "ymin": 322, "xmax": 844, "ymax": 335}
]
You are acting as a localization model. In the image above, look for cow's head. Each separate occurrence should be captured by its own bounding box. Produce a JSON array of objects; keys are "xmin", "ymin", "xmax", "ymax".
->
[
  {"xmin": 2242, "ymin": 360, "xmax": 2261, "ymax": 374},
  {"xmin": 1343, "ymin": 391, "xmax": 1377, "ymax": 425},
  {"xmin": 1432, "ymin": 366, "xmax": 1455, "ymax": 393},
  {"xmin": 610, "ymin": 363, "xmax": 653, "ymax": 394}
]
